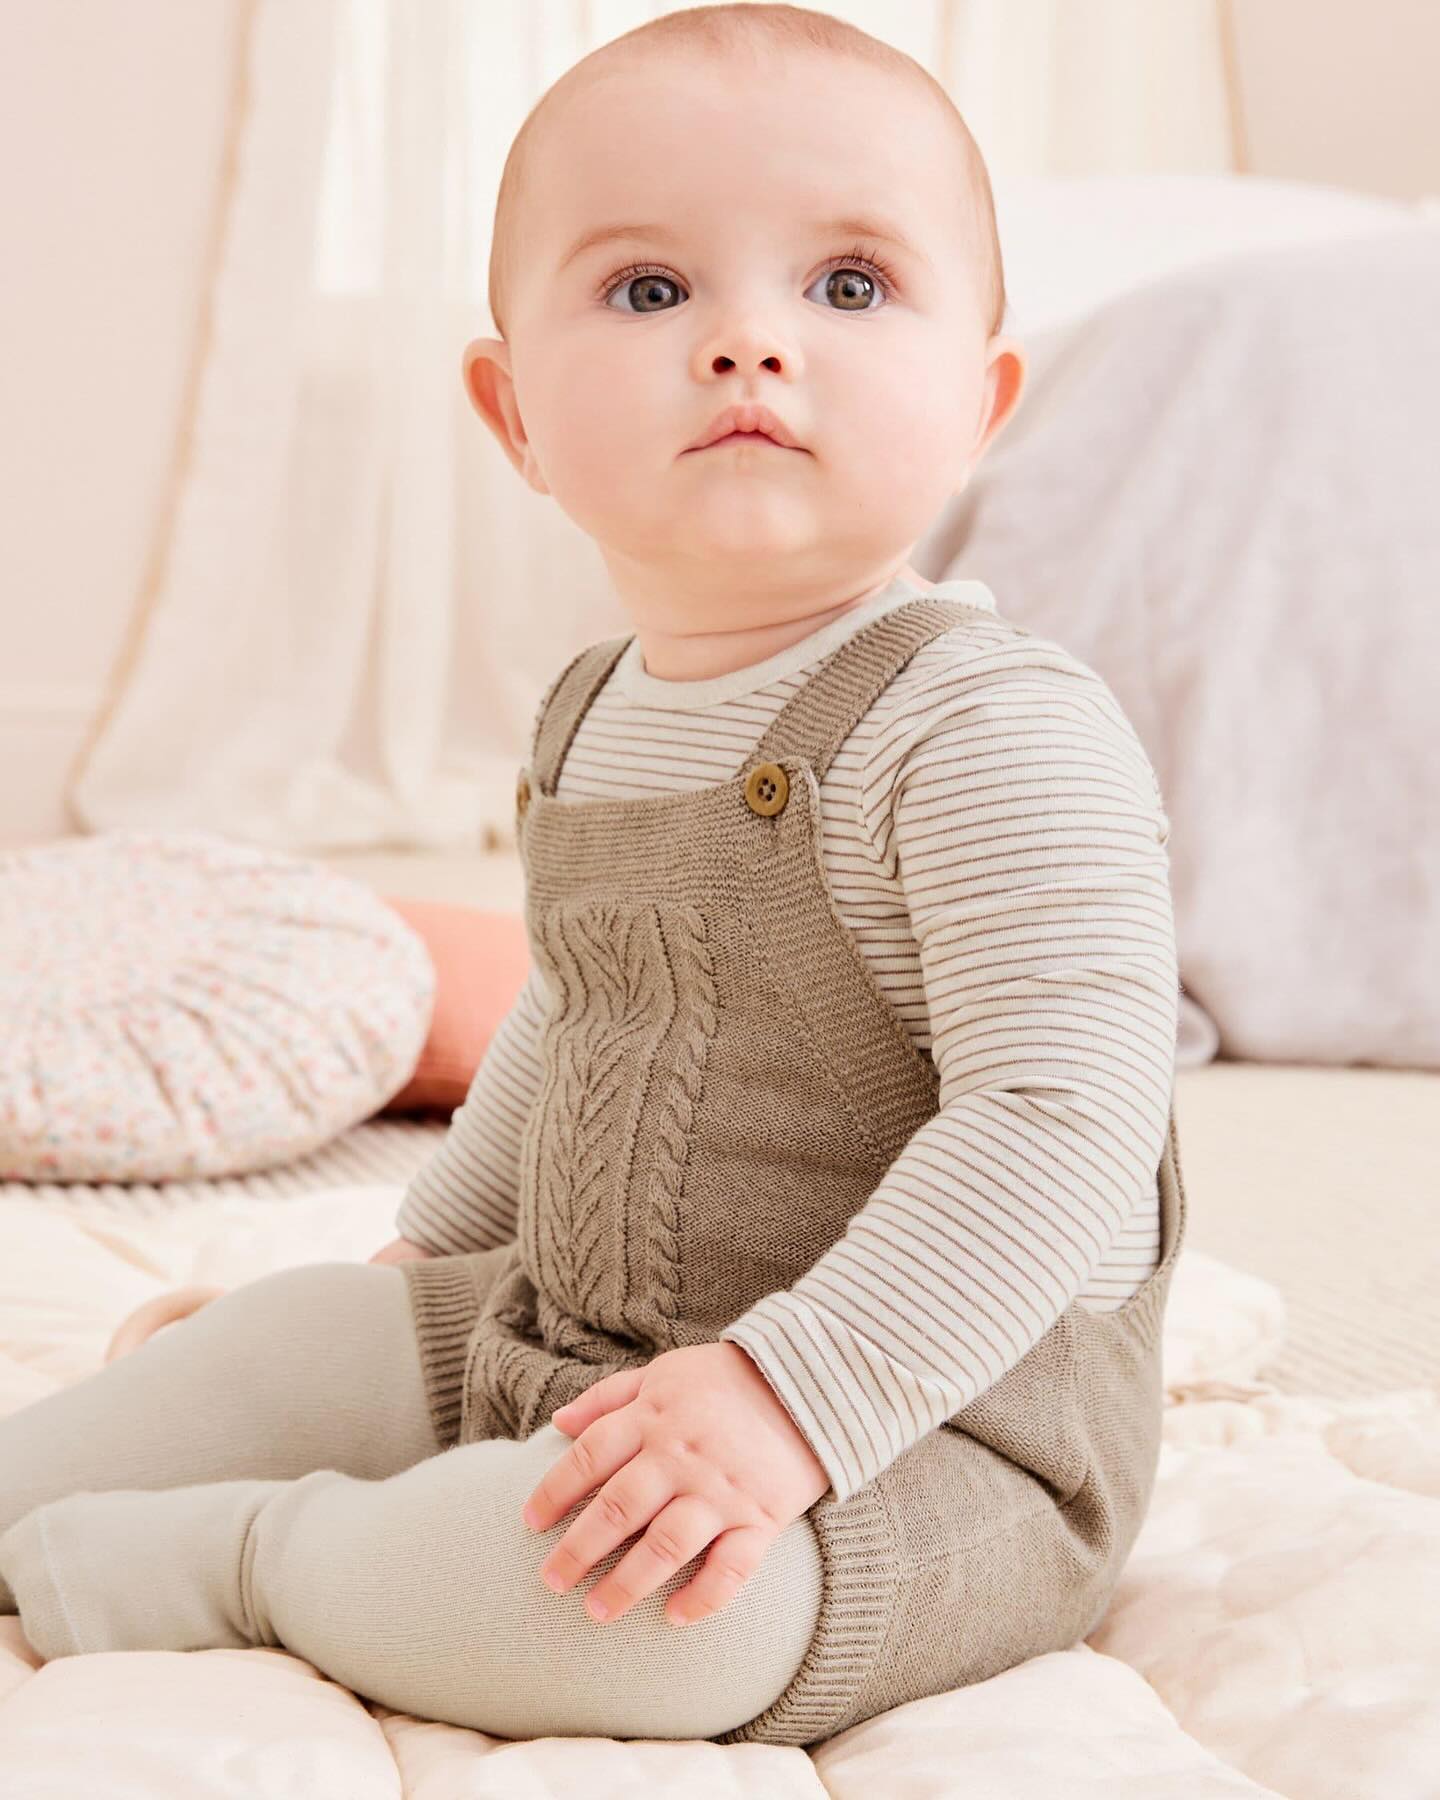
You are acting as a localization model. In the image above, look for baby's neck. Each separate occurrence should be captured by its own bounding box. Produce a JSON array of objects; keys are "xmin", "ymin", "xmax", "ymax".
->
[{"xmin": 629, "ymin": 564, "xmax": 935, "ymax": 683}]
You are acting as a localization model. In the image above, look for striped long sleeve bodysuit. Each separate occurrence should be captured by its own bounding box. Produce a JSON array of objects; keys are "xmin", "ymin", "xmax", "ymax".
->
[{"xmin": 396, "ymin": 575, "xmax": 1180, "ymax": 1504}]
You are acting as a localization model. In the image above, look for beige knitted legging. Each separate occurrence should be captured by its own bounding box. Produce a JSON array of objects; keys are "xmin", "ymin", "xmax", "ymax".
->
[{"xmin": 0, "ymin": 1261, "xmax": 822, "ymax": 1742}]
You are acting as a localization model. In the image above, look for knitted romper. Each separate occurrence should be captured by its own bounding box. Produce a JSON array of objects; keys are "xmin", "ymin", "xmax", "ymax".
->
[{"xmin": 402, "ymin": 595, "xmax": 1190, "ymax": 1750}]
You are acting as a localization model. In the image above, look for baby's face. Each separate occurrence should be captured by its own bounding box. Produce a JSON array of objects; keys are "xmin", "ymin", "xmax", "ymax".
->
[{"xmin": 482, "ymin": 53, "xmax": 1008, "ymax": 600}]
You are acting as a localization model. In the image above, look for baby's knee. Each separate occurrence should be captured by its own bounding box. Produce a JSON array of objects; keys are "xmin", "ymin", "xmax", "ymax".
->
[
  {"xmin": 444, "ymin": 1437, "xmax": 823, "ymax": 1740},
  {"xmin": 275, "ymin": 1428, "xmax": 824, "ymax": 1741}
]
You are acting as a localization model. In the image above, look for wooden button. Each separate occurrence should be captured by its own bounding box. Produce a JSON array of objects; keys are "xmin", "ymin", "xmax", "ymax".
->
[
  {"xmin": 516, "ymin": 771, "xmax": 531, "ymax": 817},
  {"xmin": 744, "ymin": 761, "xmax": 789, "ymax": 817}
]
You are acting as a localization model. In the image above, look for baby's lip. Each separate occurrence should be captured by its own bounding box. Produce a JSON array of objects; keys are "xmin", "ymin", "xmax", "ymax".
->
[{"xmin": 686, "ymin": 403, "xmax": 805, "ymax": 452}]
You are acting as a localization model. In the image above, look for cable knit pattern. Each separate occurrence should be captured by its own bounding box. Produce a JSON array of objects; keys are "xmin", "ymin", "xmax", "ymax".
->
[
  {"xmin": 645, "ymin": 906, "xmax": 718, "ymax": 1339},
  {"xmin": 525, "ymin": 901, "xmax": 673, "ymax": 1331}
]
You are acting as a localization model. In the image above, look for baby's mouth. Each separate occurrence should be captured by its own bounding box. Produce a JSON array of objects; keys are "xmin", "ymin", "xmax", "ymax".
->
[
  {"xmin": 686, "ymin": 406, "xmax": 807, "ymax": 453},
  {"xmin": 702, "ymin": 431, "xmax": 790, "ymax": 448}
]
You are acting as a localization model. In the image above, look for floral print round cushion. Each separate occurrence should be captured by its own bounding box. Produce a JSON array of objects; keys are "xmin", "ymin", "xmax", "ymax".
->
[{"xmin": 0, "ymin": 830, "xmax": 435, "ymax": 1182}]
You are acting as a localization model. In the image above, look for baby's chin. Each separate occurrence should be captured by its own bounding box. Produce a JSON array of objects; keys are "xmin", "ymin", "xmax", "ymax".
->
[{"xmin": 657, "ymin": 485, "xmax": 828, "ymax": 559}]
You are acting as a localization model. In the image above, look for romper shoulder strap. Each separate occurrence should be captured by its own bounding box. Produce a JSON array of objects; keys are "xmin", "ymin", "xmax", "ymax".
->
[
  {"xmin": 752, "ymin": 596, "xmax": 1019, "ymax": 782},
  {"xmin": 529, "ymin": 636, "xmax": 632, "ymax": 797}
]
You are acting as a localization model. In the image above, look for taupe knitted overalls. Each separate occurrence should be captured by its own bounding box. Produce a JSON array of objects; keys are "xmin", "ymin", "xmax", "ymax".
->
[{"xmin": 403, "ymin": 595, "xmax": 1189, "ymax": 1749}]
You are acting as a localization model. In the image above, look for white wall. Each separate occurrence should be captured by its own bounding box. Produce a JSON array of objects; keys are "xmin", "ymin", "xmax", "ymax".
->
[
  {"xmin": 0, "ymin": 1, "xmax": 238, "ymax": 845},
  {"xmin": 1230, "ymin": 0, "xmax": 1440, "ymax": 199}
]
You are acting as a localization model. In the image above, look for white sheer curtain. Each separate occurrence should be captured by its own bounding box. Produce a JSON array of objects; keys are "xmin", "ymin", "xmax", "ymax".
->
[{"xmin": 67, "ymin": 0, "xmax": 1233, "ymax": 856}]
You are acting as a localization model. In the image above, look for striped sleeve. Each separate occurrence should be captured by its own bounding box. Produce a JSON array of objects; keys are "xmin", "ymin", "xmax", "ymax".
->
[
  {"xmin": 719, "ymin": 640, "xmax": 1179, "ymax": 1504},
  {"xmin": 393, "ymin": 673, "xmax": 566, "ymax": 1255},
  {"xmin": 393, "ymin": 962, "xmax": 548, "ymax": 1255}
]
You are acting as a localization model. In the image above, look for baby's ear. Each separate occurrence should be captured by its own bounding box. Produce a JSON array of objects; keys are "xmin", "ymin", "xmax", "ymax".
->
[
  {"xmin": 462, "ymin": 336, "xmax": 551, "ymax": 496},
  {"xmin": 967, "ymin": 335, "xmax": 1027, "ymax": 470}
]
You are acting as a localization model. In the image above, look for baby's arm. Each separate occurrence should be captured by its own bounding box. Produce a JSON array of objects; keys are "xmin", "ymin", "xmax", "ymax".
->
[
  {"xmin": 381, "ymin": 961, "xmax": 549, "ymax": 1257},
  {"xmin": 720, "ymin": 638, "xmax": 1179, "ymax": 1504},
  {"xmin": 379, "ymin": 677, "xmax": 571, "ymax": 1261}
]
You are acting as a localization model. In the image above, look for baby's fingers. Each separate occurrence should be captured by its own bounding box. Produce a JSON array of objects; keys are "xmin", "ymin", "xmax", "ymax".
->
[{"xmin": 667, "ymin": 1523, "xmax": 773, "ymax": 1626}]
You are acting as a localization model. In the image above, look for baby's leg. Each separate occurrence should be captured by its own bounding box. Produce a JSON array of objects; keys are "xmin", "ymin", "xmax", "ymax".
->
[
  {"xmin": 0, "ymin": 1261, "xmax": 439, "ymax": 1611},
  {"xmin": 0, "ymin": 1421, "xmax": 823, "ymax": 1743}
]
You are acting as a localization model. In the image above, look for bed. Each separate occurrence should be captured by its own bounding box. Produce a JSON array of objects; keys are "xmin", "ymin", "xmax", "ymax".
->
[{"xmin": 3, "ymin": 1031, "xmax": 1437, "ymax": 1796}]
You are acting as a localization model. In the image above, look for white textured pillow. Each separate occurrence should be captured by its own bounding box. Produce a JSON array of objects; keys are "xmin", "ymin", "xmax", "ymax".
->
[
  {"xmin": 918, "ymin": 225, "xmax": 1440, "ymax": 1070},
  {"xmin": 992, "ymin": 172, "xmax": 1420, "ymax": 333},
  {"xmin": 0, "ymin": 830, "xmax": 435, "ymax": 1181}
]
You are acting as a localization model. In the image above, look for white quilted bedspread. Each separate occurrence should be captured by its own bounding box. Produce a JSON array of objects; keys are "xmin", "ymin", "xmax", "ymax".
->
[{"xmin": 2, "ymin": 1175, "xmax": 1437, "ymax": 1798}]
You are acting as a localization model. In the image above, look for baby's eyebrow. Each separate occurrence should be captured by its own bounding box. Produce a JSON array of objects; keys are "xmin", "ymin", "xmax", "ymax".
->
[
  {"xmin": 556, "ymin": 214, "xmax": 931, "ymax": 275},
  {"xmin": 558, "ymin": 222, "xmax": 680, "ymax": 272}
]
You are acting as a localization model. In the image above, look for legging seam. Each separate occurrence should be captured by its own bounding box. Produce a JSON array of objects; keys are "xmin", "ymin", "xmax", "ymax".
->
[
  {"xmin": 37, "ymin": 1508, "xmax": 88, "ymax": 1656},
  {"xmin": 237, "ymin": 1502, "xmax": 265, "ymax": 1645}
]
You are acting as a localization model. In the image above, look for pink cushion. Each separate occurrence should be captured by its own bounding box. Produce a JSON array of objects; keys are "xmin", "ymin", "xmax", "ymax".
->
[{"xmin": 379, "ymin": 900, "xmax": 530, "ymax": 1115}]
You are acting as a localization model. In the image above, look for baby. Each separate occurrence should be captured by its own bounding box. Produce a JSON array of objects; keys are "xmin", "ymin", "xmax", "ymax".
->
[{"xmin": 0, "ymin": 2, "xmax": 1186, "ymax": 1752}]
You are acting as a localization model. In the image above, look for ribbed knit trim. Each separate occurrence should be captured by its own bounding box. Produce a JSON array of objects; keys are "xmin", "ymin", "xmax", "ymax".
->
[
  {"xmin": 712, "ymin": 1477, "xmax": 899, "ymax": 1747},
  {"xmin": 401, "ymin": 1258, "xmax": 485, "ymax": 1452}
]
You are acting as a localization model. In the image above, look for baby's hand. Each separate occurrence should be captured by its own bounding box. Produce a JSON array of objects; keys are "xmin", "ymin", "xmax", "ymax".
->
[{"xmin": 520, "ymin": 1341, "xmax": 830, "ymax": 1627}]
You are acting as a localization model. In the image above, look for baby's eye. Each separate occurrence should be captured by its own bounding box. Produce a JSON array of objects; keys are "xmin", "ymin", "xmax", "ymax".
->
[
  {"xmin": 804, "ymin": 262, "xmax": 890, "ymax": 312},
  {"xmin": 604, "ymin": 267, "xmax": 687, "ymax": 314},
  {"xmin": 600, "ymin": 256, "xmax": 895, "ymax": 315}
]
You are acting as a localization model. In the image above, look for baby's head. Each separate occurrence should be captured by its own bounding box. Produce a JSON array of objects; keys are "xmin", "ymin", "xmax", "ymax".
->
[{"xmin": 464, "ymin": 3, "xmax": 1025, "ymax": 634}]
